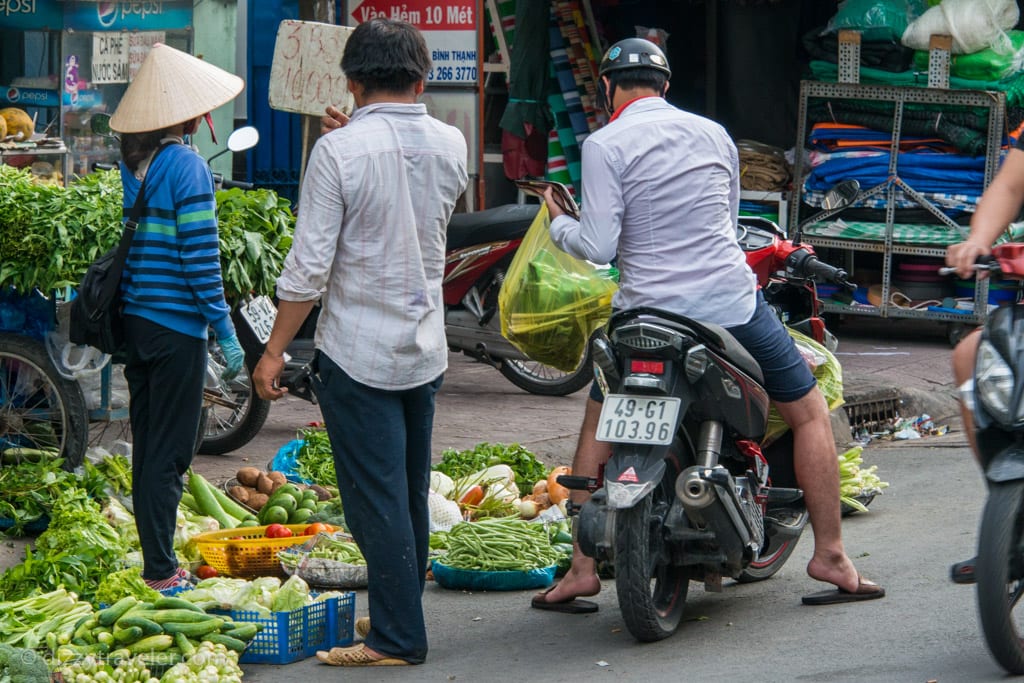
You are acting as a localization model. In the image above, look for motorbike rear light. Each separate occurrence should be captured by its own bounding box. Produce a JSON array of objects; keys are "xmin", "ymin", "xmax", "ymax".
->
[{"xmin": 630, "ymin": 359, "xmax": 664, "ymax": 375}]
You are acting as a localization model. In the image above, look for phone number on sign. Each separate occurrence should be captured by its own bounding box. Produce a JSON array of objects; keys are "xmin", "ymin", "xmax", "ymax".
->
[{"xmin": 429, "ymin": 66, "xmax": 477, "ymax": 83}]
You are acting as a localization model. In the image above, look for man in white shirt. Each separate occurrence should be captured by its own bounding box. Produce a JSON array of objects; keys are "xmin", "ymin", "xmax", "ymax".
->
[
  {"xmin": 253, "ymin": 18, "xmax": 468, "ymax": 666},
  {"xmin": 532, "ymin": 38, "xmax": 884, "ymax": 612}
]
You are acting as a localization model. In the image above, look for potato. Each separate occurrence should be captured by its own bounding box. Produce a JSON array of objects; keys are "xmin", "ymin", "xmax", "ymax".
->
[
  {"xmin": 228, "ymin": 485, "xmax": 251, "ymax": 505},
  {"xmin": 236, "ymin": 466, "xmax": 262, "ymax": 488},
  {"xmin": 256, "ymin": 472, "xmax": 275, "ymax": 495},
  {"xmin": 248, "ymin": 492, "xmax": 269, "ymax": 510}
]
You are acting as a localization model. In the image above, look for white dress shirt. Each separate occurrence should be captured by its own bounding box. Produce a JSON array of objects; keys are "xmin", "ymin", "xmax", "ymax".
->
[
  {"xmin": 276, "ymin": 102, "xmax": 469, "ymax": 390},
  {"xmin": 550, "ymin": 97, "xmax": 757, "ymax": 327}
]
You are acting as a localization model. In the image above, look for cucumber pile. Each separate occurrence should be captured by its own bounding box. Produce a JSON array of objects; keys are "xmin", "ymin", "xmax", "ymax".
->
[{"xmin": 54, "ymin": 595, "xmax": 262, "ymax": 668}]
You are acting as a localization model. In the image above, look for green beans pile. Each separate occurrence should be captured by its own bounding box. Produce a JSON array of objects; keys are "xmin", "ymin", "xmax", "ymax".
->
[{"xmin": 443, "ymin": 518, "xmax": 561, "ymax": 572}]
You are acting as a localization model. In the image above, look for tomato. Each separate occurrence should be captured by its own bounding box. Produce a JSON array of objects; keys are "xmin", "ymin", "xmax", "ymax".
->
[
  {"xmin": 196, "ymin": 564, "xmax": 219, "ymax": 579},
  {"xmin": 265, "ymin": 523, "xmax": 293, "ymax": 539},
  {"xmin": 303, "ymin": 522, "xmax": 333, "ymax": 536}
]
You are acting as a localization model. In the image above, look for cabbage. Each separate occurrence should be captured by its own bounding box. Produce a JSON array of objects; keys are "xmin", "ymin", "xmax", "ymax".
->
[{"xmin": 271, "ymin": 575, "xmax": 310, "ymax": 612}]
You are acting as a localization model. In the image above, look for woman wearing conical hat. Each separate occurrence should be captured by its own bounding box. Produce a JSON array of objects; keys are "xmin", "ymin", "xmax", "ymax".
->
[{"xmin": 109, "ymin": 43, "xmax": 246, "ymax": 592}]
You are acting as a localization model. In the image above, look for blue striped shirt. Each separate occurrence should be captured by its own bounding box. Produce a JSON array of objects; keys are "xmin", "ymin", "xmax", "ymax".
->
[{"xmin": 118, "ymin": 143, "xmax": 234, "ymax": 341}]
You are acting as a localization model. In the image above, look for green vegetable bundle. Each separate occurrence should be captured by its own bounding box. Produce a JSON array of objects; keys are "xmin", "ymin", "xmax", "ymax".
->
[
  {"xmin": 0, "ymin": 167, "xmax": 294, "ymax": 303},
  {"xmin": 0, "ymin": 487, "xmax": 127, "ymax": 602},
  {"xmin": 442, "ymin": 518, "xmax": 561, "ymax": 572},
  {"xmin": 296, "ymin": 427, "xmax": 337, "ymax": 488},
  {"xmin": 434, "ymin": 442, "xmax": 549, "ymax": 497}
]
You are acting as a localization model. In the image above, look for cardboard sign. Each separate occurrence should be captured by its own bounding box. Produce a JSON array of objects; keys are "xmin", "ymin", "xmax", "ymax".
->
[
  {"xmin": 269, "ymin": 20, "xmax": 355, "ymax": 117},
  {"xmin": 92, "ymin": 32, "xmax": 129, "ymax": 84}
]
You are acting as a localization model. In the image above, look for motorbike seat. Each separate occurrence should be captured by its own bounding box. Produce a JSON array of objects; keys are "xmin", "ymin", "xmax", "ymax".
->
[
  {"xmin": 682, "ymin": 318, "xmax": 765, "ymax": 385},
  {"xmin": 626, "ymin": 312, "xmax": 764, "ymax": 385},
  {"xmin": 446, "ymin": 203, "xmax": 538, "ymax": 251}
]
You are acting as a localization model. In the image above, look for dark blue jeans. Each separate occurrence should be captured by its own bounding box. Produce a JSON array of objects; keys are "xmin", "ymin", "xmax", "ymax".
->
[
  {"xmin": 123, "ymin": 315, "xmax": 206, "ymax": 581},
  {"xmin": 311, "ymin": 352, "xmax": 442, "ymax": 664}
]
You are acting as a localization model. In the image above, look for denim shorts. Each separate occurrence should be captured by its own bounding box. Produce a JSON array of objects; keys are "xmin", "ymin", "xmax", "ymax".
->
[{"xmin": 589, "ymin": 291, "xmax": 817, "ymax": 404}]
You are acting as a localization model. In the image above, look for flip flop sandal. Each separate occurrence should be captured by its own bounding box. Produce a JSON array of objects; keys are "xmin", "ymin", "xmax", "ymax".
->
[
  {"xmin": 530, "ymin": 584, "xmax": 599, "ymax": 614},
  {"xmin": 802, "ymin": 575, "xmax": 885, "ymax": 606},
  {"xmin": 951, "ymin": 557, "xmax": 976, "ymax": 585},
  {"xmin": 316, "ymin": 644, "xmax": 409, "ymax": 667}
]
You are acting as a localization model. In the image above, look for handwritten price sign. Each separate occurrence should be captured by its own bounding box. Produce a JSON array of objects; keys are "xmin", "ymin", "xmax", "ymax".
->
[{"xmin": 269, "ymin": 20, "xmax": 356, "ymax": 116}]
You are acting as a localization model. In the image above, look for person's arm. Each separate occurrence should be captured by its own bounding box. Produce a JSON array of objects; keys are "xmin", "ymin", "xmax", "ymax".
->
[
  {"xmin": 547, "ymin": 141, "xmax": 623, "ymax": 264},
  {"xmin": 947, "ymin": 147, "xmax": 1024, "ymax": 278},
  {"xmin": 253, "ymin": 139, "xmax": 345, "ymax": 400}
]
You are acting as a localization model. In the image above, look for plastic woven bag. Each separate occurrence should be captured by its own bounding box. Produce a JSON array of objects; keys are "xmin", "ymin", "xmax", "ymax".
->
[
  {"xmin": 498, "ymin": 204, "xmax": 618, "ymax": 372},
  {"xmin": 762, "ymin": 327, "xmax": 845, "ymax": 446}
]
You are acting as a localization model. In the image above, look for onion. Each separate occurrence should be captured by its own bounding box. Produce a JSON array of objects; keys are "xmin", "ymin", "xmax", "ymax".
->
[{"xmin": 518, "ymin": 499, "xmax": 540, "ymax": 520}]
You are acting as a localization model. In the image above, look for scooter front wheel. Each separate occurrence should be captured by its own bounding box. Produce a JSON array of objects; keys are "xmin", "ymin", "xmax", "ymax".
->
[
  {"xmin": 498, "ymin": 344, "xmax": 594, "ymax": 396},
  {"xmin": 199, "ymin": 347, "xmax": 271, "ymax": 455},
  {"xmin": 976, "ymin": 479, "xmax": 1024, "ymax": 674},
  {"xmin": 614, "ymin": 490, "xmax": 688, "ymax": 642}
]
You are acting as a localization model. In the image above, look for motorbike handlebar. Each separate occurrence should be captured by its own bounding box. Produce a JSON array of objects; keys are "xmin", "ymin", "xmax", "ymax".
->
[
  {"xmin": 218, "ymin": 176, "xmax": 254, "ymax": 190},
  {"xmin": 785, "ymin": 250, "xmax": 856, "ymax": 291},
  {"xmin": 92, "ymin": 162, "xmax": 116, "ymax": 172}
]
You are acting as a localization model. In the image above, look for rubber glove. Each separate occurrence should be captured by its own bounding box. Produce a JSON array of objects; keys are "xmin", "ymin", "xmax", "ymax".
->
[{"xmin": 218, "ymin": 334, "xmax": 245, "ymax": 381}]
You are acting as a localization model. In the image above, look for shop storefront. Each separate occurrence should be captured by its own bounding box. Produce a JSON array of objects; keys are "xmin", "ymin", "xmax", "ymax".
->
[{"xmin": 0, "ymin": 0, "xmax": 194, "ymax": 183}]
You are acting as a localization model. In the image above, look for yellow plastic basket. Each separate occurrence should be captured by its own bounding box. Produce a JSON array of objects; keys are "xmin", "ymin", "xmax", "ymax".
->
[{"xmin": 193, "ymin": 524, "xmax": 313, "ymax": 578}]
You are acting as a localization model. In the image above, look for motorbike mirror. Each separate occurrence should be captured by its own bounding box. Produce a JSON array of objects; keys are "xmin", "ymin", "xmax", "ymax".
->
[
  {"xmin": 227, "ymin": 126, "xmax": 259, "ymax": 153},
  {"xmin": 90, "ymin": 113, "xmax": 116, "ymax": 139},
  {"xmin": 820, "ymin": 179, "xmax": 860, "ymax": 212}
]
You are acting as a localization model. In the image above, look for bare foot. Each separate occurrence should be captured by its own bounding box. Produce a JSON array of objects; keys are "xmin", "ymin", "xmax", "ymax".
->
[
  {"xmin": 535, "ymin": 564, "xmax": 601, "ymax": 604},
  {"xmin": 806, "ymin": 550, "xmax": 861, "ymax": 593}
]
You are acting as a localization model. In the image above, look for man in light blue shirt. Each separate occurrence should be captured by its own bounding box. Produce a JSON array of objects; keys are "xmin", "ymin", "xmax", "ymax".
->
[{"xmin": 533, "ymin": 38, "xmax": 883, "ymax": 612}]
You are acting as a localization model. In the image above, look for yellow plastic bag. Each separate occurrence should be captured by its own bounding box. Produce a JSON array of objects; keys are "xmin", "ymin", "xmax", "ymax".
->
[
  {"xmin": 498, "ymin": 205, "xmax": 618, "ymax": 371},
  {"xmin": 762, "ymin": 327, "xmax": 845, "ymax": 446}
]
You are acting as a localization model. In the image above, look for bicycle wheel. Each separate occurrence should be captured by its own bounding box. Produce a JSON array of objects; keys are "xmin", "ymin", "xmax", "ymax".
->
[{"xmin": 0, "ymin": 333, "xmax": 88, "ymax": 469}]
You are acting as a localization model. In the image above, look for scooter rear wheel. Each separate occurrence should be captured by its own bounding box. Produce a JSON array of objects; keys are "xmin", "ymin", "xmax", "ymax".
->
[
  {"xmin": 613, "ymin": 462, "xmax": 688, "ymax": 642},
  {"xmin": 976, "ymin": 479, "xmax": 1024, "ymax": 674},
  {"xmin": 498, "ymin": 344, "xmax": 594, "ymax": 396}
]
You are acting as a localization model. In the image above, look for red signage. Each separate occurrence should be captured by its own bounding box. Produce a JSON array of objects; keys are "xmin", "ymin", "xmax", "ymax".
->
[{"xmin": 348, "ymin": 0, "xmax": 475, "ymax": 31}]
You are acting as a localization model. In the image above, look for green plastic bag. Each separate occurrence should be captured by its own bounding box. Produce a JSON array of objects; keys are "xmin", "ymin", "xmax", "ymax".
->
[
  {"xmin": 498, "ymin": 205, "xmax": 618, "ymax": 372},
  {"xmin": 824, "ymin": 0, "xmax": 928, "ymax": 43}
]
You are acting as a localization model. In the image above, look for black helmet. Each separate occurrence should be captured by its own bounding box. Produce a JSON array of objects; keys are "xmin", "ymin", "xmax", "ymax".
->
[{"xmin": 598, "ymin": 38, "xmax": 671, "ymax": 79}]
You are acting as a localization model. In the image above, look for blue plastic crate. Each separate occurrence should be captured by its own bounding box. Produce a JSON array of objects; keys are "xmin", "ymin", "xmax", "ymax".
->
[{"xmin": 214, "ymin": 593, "xmax": 355, "ymax": 665}]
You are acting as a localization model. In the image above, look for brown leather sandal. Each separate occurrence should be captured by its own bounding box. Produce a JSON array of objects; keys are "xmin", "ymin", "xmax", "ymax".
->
[{"xmin": 316, "ymin": 643, "xmax": 408, "ymax": 667}]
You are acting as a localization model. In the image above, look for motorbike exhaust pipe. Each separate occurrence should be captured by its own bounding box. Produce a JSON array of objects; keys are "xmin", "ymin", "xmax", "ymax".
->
[{"xmin": 676, "ymin": 466, "xmax": 716, "ymax": 509}]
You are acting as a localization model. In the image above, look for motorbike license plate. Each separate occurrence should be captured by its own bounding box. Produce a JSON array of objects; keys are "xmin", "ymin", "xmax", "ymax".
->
[
  {"xmin": 240, "ymin": 295, "xmax": 277, "ymax": 344},
  {"xmin": 596, "ymin": 395, "xmax": 681, "ymax": 445}
]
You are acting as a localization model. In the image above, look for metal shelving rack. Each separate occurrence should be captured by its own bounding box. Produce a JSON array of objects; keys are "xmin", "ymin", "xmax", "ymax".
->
[{"xmin": 787, "ymin": 79, "xmax": 1006, "ymax": 333}]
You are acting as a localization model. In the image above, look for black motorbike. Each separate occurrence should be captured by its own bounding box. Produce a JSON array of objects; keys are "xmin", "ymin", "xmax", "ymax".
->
[
  {"xmin": 562, "ymin": 202, "xmax": 857, "ymax": 642},
  {"xmin": 942, "ymin": 244, "xmax": 1024, "ymax": 674}
]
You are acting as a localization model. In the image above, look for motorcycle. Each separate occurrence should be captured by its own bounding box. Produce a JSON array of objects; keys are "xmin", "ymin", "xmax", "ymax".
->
[
  {"xmin": 939, "ymin": 244, "xmax": 1024, "ymax": 674},
  {"xmin": 560, "ymin": 182, "xmax": 858, "ymax": 642}
]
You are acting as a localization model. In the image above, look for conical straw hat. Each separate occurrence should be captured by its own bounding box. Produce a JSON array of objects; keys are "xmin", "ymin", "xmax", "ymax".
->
[{"xmin": 110, "ymin": 43, "xmax": 244, "ymax": 133}]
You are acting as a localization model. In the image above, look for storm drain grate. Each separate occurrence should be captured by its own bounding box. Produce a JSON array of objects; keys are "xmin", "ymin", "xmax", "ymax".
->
[{"xmin": 844, "ymin": 392, "xmax": 903, "ymax": 432}]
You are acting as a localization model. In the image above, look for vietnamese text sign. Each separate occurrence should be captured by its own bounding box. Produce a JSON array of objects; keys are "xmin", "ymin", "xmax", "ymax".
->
[
  {"xmin": 269, "ymin": 20, "xmax": 355, "ymax": 117},
  {"xmin": 129, "ymin": 32, "xmax": 164, "ymax": 82},
  {"xmin": 348, "ymin": 0, "xmax": 478, "ymax": 86},
  {"xmin": 92, "ymin": 32, "xmax": 129, "ymax": 84}
]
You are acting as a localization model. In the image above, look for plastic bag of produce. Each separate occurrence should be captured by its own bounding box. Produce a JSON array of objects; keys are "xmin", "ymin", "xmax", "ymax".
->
[
  {"xmin": 498, "ymin": 204, "xmax": 618, "ymax": 372},
  {"xmin": 278, "ymin": 531, "xmax": 369, "ymax": 589},
  {"xmin": 824, "ymin": 0, "xmax": 929, "ymax": 43},
  {"xmin": 762, "ymin": 327, "xmax": 844, "ymax": 447}
]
